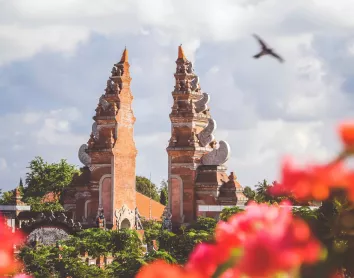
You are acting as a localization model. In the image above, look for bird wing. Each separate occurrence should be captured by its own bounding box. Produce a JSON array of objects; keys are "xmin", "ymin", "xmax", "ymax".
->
[
  {"xmin": 269, "ymin": 51, "xmax": 284, "ymax": 63},
  {"xmin": 253, "ymin": 34, "xmax": 268, "ymax": 49}
]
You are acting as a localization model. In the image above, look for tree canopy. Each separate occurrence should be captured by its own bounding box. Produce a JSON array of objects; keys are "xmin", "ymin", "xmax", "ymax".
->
[{"xmin": 135, "ymin": 175, "xmax": 160, "ymax": 202}]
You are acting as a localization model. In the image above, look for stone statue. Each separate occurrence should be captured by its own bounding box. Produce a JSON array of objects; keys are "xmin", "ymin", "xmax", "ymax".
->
[
  {"xmin": 198, "ymin": 118, "xmax": 216, "ymax": 147},
  {"xmin": 96, "ymin": 207, "xmax": 106, "ymax": 229},
  {"xmin": 161, "ymin": 207, "xmax": 172, "ymax": 231},
  {"xmin": 201, "ymin": 140, "xmax": 231, "ymax": 166},
  {"xmin": 134, "ymin": 207, "xmax": 143, "ymax": 230},
  {"xmin": 180, "ymin": 80, "xmax": 186, "ymax": 91}
]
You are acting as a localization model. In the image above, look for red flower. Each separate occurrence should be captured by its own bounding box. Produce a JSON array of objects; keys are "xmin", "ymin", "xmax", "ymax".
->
[
  {"xmin": 136, "ymin": 260, "xmax": 202, "ymax": 278},
  {"xmin": 214, "ymin": 202, "xmax": 322, "ymax": 277},
  {"xmin": 186, "ymin": 244, "xmax": 230, "ymax": 277},
  {"xmin": 338, "ymin": 121, "xmax": 354, "ymax": 148},
  {"xmin": 0, "ymin": 214, "xmax": 25, "ymax": 276},
  {"xmin": 270, "ymin": 158, "xmax": 351, "ymax": 201}
]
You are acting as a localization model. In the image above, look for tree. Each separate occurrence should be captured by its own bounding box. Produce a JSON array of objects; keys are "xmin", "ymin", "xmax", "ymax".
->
[
  {"xmin": 0, "ymin": 190, "xmax": 14, "ymax": 204},
  {"xmin": 219, "ymin": 206, "xmax": 244, "ymax": 221},
  {"xmin": 159, "ymin": 180, "xmax": 168, "ymax": 205},
  {"xmin": 136, "ymin": 176, "xmax": 159, "ymax": 202},
  {"xmin": 24, "ymin": 156, "xmax": 79, "ymax": 200},
  {"xmin": 243, "ymin": 186, "xmax": 255, "ymax": 201}
]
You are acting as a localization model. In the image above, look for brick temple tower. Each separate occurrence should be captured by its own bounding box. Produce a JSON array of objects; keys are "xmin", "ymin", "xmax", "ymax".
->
[
  {"xmin": 167, "ymin": 46, "xmax": 244, "ymax": 225},
  {"xmin": 64, "ymin": 48, "xmax": 138, "ymax": 229}
]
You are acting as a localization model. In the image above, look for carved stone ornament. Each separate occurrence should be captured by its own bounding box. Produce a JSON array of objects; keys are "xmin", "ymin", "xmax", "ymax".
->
[
  {"xmin": 92, "ymin": 122, "xmax": 99, "ymax": 140},
  {"xmin": 99, "ymin": 95, "xmax": 110, "ymax": 110},
  {"xmin": 27, "ymin": 227, "xmax": 70, "ymax": 246},
  {"xmin": 115, "ymin": 205, "xmax": 135, "ymax": 230},
  {"xmin": 190, "ymin": 75, "xmax": 199, "ymax": 91},
  {"xmin": 195, "ymin": 92, "xmax": 210, "ymax": 113},
  {"xmin": 201, "ymin": 140, "xmax": 231, "ymax": 166},
  {"xmin": 78, "ymin": 144, "xmax": 91, "ymax": 166},
  {"xmin": 187, "ymin": 61, "xmax": 193, "ymax": 74},
  {"xmin": 198, "ymin": 118, "xmax": 216, "ymax": 147}
]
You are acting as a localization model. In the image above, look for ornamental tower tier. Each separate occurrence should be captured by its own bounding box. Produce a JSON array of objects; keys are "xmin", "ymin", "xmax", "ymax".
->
[
  {"xmin": 64, "ymin": 48, "xmax": 138, "ymax": 230},
  {"xmin": 167, "ymin": 45, "xmax": 233, "ymax": 225}
]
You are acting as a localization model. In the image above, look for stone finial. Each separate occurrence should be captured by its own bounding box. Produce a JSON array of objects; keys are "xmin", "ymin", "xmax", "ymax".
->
[
  {"xmin": 120, "ymin": 47, "xmax": 128, "ymax": 63},
  {"xmin": 178, "ymin": 44, "xmax": 187, "ymax": 60}
]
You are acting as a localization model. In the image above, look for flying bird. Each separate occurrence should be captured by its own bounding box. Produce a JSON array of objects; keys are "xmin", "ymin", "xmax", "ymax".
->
[{"xmin": 252, "ymin": 34, "xmax": 284, "ymax": 63}]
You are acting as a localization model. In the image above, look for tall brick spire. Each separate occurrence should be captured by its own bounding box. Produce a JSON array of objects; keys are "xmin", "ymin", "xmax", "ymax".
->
[
  {"xmin": 120, "ymin": 47, "xmax": 128, "ymax": 63},
  {"xmin": 72, "ymin": 47, "xmax": 137, "ymax": 229},
  {"xmin": 167, "ymin": 45, "xmax": 234, "ymax": 225}
]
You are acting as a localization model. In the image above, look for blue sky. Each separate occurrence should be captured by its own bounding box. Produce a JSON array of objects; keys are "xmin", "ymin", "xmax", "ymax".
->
[{"xmin": 1, "ymin": 0, "xmax": 354, "ymax": 191}]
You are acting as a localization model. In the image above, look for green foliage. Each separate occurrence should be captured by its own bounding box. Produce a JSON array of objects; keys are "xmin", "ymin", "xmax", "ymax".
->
[
  {"xmin": 243, "ymin": 186, "xmax": 255, "ymax": 201},
  {"xmin": 26, "ymin": 197, "xmax": 64, "ymax": 212},
  {"xmin": 136, "ymin": 175, "xmax": 160, "ymax": 202},
  {"xmin": 142, "ymin": 218, "xmax": 162, "ymax": 244},
  {"xmin": 187, "ymin": 217, "xmax": 217, "ymax": 233},
  {"xmin": 107, "ymin": 254, "xmax": 146, "ymax": 278},
  {"xmin": 159, "ymin": 180, "xmax": 168, "ymax": 205},
  {"xmin": 24, "ymin": 156, "xmax": 79, "ymax": 200},
  {"xmin": 0, "ymin": 189, "xmax": 14, "ymax": 204},
  {"xmin": 220, "ymin": 206, "xmax": 244, "ymax": 221},
  {"xmin": 144, "ymin": 250, "xmax": 177, "ymax": 264}
]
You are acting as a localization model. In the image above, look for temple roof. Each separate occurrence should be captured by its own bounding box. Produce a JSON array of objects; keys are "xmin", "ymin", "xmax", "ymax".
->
[{"xmin": 136, "ymin": 192, "xmax": 165, "ymax": 220}]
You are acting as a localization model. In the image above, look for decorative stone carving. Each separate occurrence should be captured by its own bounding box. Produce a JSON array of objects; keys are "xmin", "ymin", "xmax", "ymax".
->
[
  {"xmin": 115, "ymin": 205, "xmax": 135, "ymax": 230},
  {"xmin": 201, "ymin": 140, "xmax": 231, "ymax": 166},
  {"xmin": 135, "ymin": 207, "xmax": 143, "ymax": 230},
  {"xmin": 75, "ymin": 191, "xmax": 91, "ymax": 200},
  {"xmin": 188, "ymin": 130, "xmax": 199, "ymax": 146},
  {"xmin": 111, "ymin": 66, "xmax": 118, "ymax": 76},
  {"xmin": 161, "ymin": 207, "xmax": 172, "ymax": 231},
  {"xmin": 190, "ymin": 75, "xmax": 199, "ymax": 91},
  {"xmin": 180, "ymin": 80, "xmax": 186, "ymax": 91},
  {"xmin": 176, "ymin": 64, "xmax": 185, "ymax": 74},
  {"xmin": 189, "ymin": 99, "xmax": 196, "ymax": 112},
  {"xmin": 195, "ymin": 92, "xmax": 210, "ymax": 113},
  {"xmin": 105, "ymin": 79, "xmax": 119, "ymax": 95},
  {"xmin": 186, "ymin": 61, "xmax": 193, "ymax": 74},
  {"xmin": 27, "ymin": 227, "xmax": 70, "ymax": 246},
  {"xmin": 92, "ymin": 122, "xmax": 99, "ymax": 140},
  {"xmin": 99, "ymin": 95, "xmax": 110, "ymax": 110},
  {"xmin": 78, "ymin": 144, "xmax": 91, "ymax": 166},
  {"xmin": 95, "ymin": 103, "xmax": 103, "ymax": 116},
  {"xmin": 198, "ymin": 118, "xmax": 216, "ymax": 147}
]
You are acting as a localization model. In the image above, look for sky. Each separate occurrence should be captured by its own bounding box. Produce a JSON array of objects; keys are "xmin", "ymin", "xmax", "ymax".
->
[{"xmin": 1, "ymin": 0, "xmax": 354, "ymax": 192}]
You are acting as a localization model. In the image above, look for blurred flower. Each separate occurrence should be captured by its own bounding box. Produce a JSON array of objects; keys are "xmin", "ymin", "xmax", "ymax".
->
[
  {"xmin": 136, "ymin": 260, "xmax": 202, "ymax": 278},
  {"xmin": 0, "ymin": 214, "xmax": 25, "ymax": 276},
  {"xmin": 138, "ymin": 202, "xmax": 322, "ymax": 278},
  {"xmin": 339, "ymin": 121, "xmax": 354, "ymax": 149},
  {"xmin": 213, "ymin": 202, "xmax": 322, "ymax": 277},
  {"xmin": 270, "ymin": 158, "xmax": 352, "ymax": 201}
]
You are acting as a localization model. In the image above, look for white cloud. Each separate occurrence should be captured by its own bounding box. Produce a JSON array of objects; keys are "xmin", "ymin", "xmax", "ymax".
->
[
  {"xmin": 1, "ymin": 0, "xmax": 354, "ymax": 191},
  {"xmin": 0, "ymin": 158, "xmax": 7, "ymax": 171}
]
